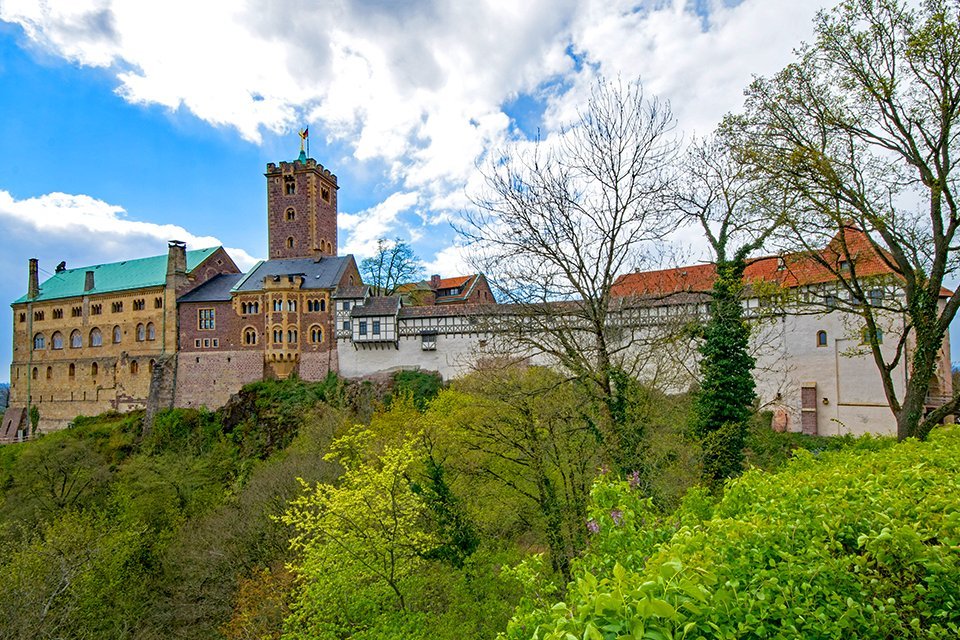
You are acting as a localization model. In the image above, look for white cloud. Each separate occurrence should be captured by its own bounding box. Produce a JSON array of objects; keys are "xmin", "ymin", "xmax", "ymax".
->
[
  {"xmin": 422, "ymin": 242, "xmax": 473, "ymax": 279},
  {"xmin": 338, "ymin": 191, "xmax": 421, "ymax": 258},
  {"xmin": 1, "ymin": 0, "xmax": 840, "ymax": 263},
  {"xmin": 0, "ymin": 189, "xmax": 260, "ymax": 271}
]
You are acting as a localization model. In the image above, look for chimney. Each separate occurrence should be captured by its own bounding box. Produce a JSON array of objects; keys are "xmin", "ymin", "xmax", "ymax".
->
[
  {"xmin": 84, "ymin": 270, "xmax": 95, "ymax": 292},
  {"xmin": 167, "ymin": 240, "xmax": 187, "ymax": 276},
  {"xmin": 430, "ymin": 274, "xmax": 441, "ymax": 289},
  {"xmin": 27, "ymin": 258, "xmax": 39, "ymax": 299}
]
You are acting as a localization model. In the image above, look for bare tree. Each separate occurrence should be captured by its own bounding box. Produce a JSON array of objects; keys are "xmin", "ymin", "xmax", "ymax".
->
[
  {"xmin": 461, "ymin": 77, "xmax": 678, "ymax": 459},
  {"xmin": 725, "ymin": 0, "xmax": 960, "ymax": 440},
  {"xmin": 360, "ymin": 238, "xmax": 425, "ymax": 296}
]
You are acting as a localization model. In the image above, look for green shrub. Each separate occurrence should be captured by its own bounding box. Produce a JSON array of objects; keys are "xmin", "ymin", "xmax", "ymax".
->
[
  {"xmin": 386, "ymin": 370, "xmax": 443, "ymax": 410},
  {"xmin": 503, "ymin": 427, "xmax": 960, "ymax": 639}
]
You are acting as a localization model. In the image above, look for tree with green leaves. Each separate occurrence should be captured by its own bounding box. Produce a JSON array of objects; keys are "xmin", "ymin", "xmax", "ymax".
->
[
  {"xmin": 282, "ymin": 430, "xmax": 436, "ymax": 634},
  {"xmin": 360, "ymin": 238, "xmax": 425, "ymax": 296},
  {"xmin": 671, "ymin": 135, "xmax": 784, "ymax": 482},
  {"xmin": 726, "ymin": 0, "xmax": 960, "ymax": 441}
]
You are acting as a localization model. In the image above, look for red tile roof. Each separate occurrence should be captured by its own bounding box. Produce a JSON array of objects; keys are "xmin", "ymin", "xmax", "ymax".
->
[
  {"xmin": 435, "ymin": 275, "xmax": 471, "ymax": 290},
  {"xmin": 612, "ymin": 229, "xmax": 904, "ymax": 298}
]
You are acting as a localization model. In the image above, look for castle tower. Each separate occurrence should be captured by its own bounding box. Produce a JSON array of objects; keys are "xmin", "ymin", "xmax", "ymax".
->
[{"xmin": 265, "ymin": 152, "xmax": 339, "ymax": 259}]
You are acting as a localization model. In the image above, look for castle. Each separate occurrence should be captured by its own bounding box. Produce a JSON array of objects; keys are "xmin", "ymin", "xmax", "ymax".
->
[{"xmin": 3, "ymin": 153, "xmax": 953, "ymax": 439}]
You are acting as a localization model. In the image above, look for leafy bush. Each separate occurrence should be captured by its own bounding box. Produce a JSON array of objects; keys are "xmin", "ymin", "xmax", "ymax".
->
[
  {"xmin": 503, "ymin": 427, "xmax": 960, "ymax": 639},
  {"xmin": 386, "ymin": 370, "xmax": 443, "ymax": 410}
]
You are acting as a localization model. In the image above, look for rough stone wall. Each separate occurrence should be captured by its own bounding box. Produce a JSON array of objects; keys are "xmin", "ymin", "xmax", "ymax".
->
[
  {"xmin": 174, "ymin": 351, "xmax": 264, "ymax": 409},
  {"xmin": 144, "ymin": 354, "xmax": 178, "ymax": 429},
  {"xmin": 300, "ymin": 349, "xmax": 338, "ymax": 381}
]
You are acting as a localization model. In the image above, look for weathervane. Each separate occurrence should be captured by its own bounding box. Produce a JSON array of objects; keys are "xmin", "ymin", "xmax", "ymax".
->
[{"xmin": 299, "ymin": 127, "xmax": 309, "ymax": 157}]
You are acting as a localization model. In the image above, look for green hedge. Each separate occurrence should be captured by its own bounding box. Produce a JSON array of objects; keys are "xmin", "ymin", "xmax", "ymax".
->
[{"xmin": 503, "ymin": 428, "xmax": 960, "ymax": 639}]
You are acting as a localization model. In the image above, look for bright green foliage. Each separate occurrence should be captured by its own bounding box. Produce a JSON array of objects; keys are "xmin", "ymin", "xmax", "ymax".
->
[
  {"xmin": 692, "ymin": 259, "xmax": 755, "ymax": 483},
  {"xmin": 282, "ymin": 431, "xmax": 437, "ymax": 637},
  {"xmin": 503, "ymin": 427, "xmax": 960, "ymax": 639}
]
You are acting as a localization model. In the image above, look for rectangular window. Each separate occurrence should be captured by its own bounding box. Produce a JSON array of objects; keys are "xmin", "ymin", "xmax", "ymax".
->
[
  {"xmin": 372, "ymin": 320, "xmax": 381, "ymax": 335},
  {"xmin": 359, "ymin": 321, "xmax": 367, "ymax": 336},
  {"xmin": 343, "ymin": 301, "xmax": 351, "ymax": 311},
  {"xmin": 342, "ymin": 320, "xmax": 351, "ymax": 331},
  {"xmin": 198, "ymin": 308, "xmax": 216, "ymax": 330},
  {"xmin": 195, "ymin": 339, "xmax": 201, "ymax": 348},
  {"xmin": 212, "ymin": 338, "xmax": 219, "ymax": 348},
  {"xmin": 421, "ymin": 333, "xmax": 437, "ymax": 351},
  {"xmin": 868, "ymin": 289, "xmax": 883, "ymax": 306},
  {"xmin": 203, "ymin": 338, "xmax": 210, "ymax": 348}
]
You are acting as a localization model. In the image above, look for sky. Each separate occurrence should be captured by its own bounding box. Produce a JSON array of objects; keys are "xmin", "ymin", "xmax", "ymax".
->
[{"xmin": 0, "ymin": 0, "xmax": 954, "ymax": 381}]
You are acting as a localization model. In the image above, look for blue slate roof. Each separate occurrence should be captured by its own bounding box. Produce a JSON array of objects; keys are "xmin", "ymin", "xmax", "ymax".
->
[
  {"xmin": 231, "ymin": 256, "xmax": 353, "ymax": 292},
  {"xmin": 178, "ymin": 273, "xmax": 246, "ymax": 303}
]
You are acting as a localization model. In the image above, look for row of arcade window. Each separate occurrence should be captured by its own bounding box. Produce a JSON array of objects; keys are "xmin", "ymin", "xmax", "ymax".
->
[
  {"xmin": 28, "ymin": 359, "xmax": 155, "ymax": 380},
  {"xmin": 268, "ymin": 299, "xmax": 328, "ymax": 313},
  {"xmin": 33, "ymin": 324, "xmax": 154, "ymax": 350},
  {"xmin": 21, "ymin": 298, "xmax": 161, "ymax": 324},
  {"xmin": 267, "ymin": 326, "xmax": 324, "ymax": 344}
]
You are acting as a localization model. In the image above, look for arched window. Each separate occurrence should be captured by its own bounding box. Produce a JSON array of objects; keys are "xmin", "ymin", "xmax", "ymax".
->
[
  {"xmin": 68, "ymin": 363, "xmax": 75, "ymax": 379},
  {"xmin": 273, "ymin": 328, "xmax": 282, "ymax": 343},
  {"xmin": 273, "ymin": 299, "xmax": 283, "ymax": 312},
  {"xmin": 287, "ymin": 237, "xmax": 294, "ymax": 249},
  {"xmin": 147, "ymin": 323, "xmax": 156, "ymax": 341},
  {"xmin": 320, "ymin": 298, "xmax": 326, "ymax": 312},
  {"xmin": 310, "ymin": 325, "xmax": 323, "ymax": 343},
  {"xmin": 243, "ymin": 328, "xmax": 258, "ymax": 345},
  {"xmin": 241, "ymin": 302, "xmax": 248, "ymax": 314},
  {"xmin": 70, "ymin": 330, "xmax": 82, "ymax": 348},
  {"xmin": 288, "ymin": 300, "xmax": 297, "ymax": 312},
  {"xmin": 113, "ymin": 326, "xmax": 122, "ymax": 344},
  {"xmin": 149, "ymin": 359, "xmax": 156, "ymax": 373},
  {"xmin": 32, "ymin": 367, "xmax": 38, "ymax": 380},
  {"xmin": 816, "ymin": 330, "xmax": 827, "ymax": 347},
  {"xmin": 51, "ymin": 331, "xmax": 64, "ymax": 350},
  {"xmin": 286, "ymin": 207, "xmax": 295, "ymax": 221},
  {"xmin": 90, "ymin": 327, "xmax": 102, "ymax": 347},
  {"xmin": 46, "ymin": 366, "xmax": 52, "ymax": 380},
  {"xmin": 91, "ymin": 362, "xmax": 99, "ymax": 377},
  {"xmin": 33, "ymin": 333, "xmax": 45, "ymax": 350},
  {"xmin": 288, "ymin": 329, "xmax": 298, "ymax": 343},
  {"xmin": 136, "ymin": 324, "xmax": 145, "ymax": 342},
  {"xmin": 252, "ymin": 302, "xmax": 259, "ymax": 314},
  {"xmin": 130, "ymin": 360, "xmax": 139, "ymax": 375}
]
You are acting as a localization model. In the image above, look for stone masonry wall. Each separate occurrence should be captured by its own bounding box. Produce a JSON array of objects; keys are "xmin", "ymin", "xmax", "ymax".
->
[{"xmin": 174, "ymin": 351, "xmax": 264, "ymax": 409}]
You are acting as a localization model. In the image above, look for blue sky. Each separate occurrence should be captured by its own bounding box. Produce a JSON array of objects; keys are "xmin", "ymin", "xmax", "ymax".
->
[{"xmin": 1, "ymin": 0, "xmax": 955, "ymax": 381}]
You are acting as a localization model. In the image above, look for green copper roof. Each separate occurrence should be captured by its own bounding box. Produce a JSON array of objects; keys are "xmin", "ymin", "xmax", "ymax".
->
[{"xmin": 13, "ymin": 247, "xmax": 221, "ymax": 304}]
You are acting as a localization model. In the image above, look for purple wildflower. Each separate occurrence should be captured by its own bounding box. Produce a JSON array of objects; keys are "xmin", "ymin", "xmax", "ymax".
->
[
  {"xmin": 610, "ymin": 509, "xmax": 624, "ymax": 526},
  {"xmin": 628, "ymin": 470, "xmax": 641, "ymax": 490},
  {"xmin": 586, "ymin": 519, "xmax": 600, "ymax": 534}
]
